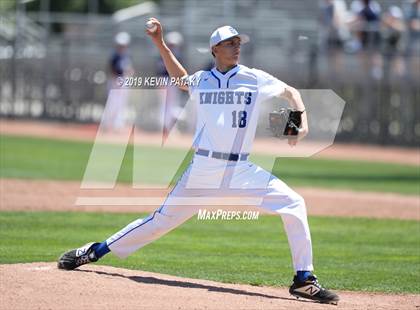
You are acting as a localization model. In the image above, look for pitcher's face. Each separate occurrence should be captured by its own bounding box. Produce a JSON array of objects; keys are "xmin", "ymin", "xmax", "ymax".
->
[{"xmin": 213, "ymin": 37, "xmax": 241, "ymax": 65}]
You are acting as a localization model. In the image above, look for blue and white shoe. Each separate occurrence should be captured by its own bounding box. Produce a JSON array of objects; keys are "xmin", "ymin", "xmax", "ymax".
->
[
  {"xmin": 57, "ymin": 242, "xmax": 99, "ymax": 270},
  {"xmin": 289, "ymin": 274, "xmax": 339, "ymax": 305}
]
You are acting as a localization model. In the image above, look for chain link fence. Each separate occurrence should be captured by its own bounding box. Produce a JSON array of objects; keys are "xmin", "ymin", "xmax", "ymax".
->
[{"xmin": 0, "ymin": 0, "xmax": 419, "ymax": 146}]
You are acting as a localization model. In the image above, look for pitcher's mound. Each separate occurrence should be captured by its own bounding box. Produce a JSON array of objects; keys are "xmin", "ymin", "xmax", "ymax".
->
[{"xmin": 0, "ymin": 263, "xmax": 418, "ymax": 310}]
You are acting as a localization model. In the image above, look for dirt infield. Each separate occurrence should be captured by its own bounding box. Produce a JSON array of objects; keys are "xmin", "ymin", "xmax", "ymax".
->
[
  {"xmin": 1, "ymin": 178, "xmax": 419, "ymax": 220},
  {"xmin": 1, "ymin": 263, "xmax": 418, "ymax": 310}
]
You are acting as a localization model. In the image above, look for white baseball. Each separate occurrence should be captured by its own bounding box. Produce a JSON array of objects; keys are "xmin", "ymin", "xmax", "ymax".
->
[{"xmin": 146, "ymin": 21, "xmax": 157, "ymax": 33}]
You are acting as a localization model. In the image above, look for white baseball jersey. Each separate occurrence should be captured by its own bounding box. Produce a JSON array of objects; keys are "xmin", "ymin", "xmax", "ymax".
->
[{"xmin": 188, "ymin": 64, "xmax": 287, "ymax": 154}]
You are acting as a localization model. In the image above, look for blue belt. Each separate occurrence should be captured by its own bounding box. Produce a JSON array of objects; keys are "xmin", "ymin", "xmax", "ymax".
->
[{"xmin": 195, "ymin": 148, "xmax": 249, "ymax": 162}]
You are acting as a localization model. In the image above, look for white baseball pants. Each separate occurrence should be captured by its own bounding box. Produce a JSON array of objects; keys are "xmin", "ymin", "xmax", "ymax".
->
[{"xmin": 106, "ymin": 155, "xmax": 314, "ymax": 272}]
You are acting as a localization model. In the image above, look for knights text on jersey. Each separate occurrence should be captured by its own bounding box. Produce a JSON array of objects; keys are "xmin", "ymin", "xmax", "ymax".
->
[{"xmin": 188, "ymin": 64, "xmax": 287, "ymax": 154}]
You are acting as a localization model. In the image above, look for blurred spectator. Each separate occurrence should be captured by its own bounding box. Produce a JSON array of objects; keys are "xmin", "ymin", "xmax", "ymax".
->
[
  {"xmin": 110, "ymin": 32, "xmax": 134, "ymax": 78},
  {"xmin": 319, "ymin": 0, "xmax": 351, "ymax": 79},
  {"xmin": 347, "ymin": 0, "xmax": 383, "ymax": 79},
  {"xmin": 381, "ymin": 6, "xmax": 406, "ymax": 77},
  {"xmin": 103, "ymin": 32, "xmax": 134, "ymax": 132},
  {"xmin": 382, "ymin": 6, "xmax": 405, "ymax": 52},
  {"xmin": 404, "ymin": 0, "xmax": 420, "ymax": 56},
  {"xmin": 349, "ymin": 0, "xmax": 382, "ymax": 50},
  {"xmin": 319, "ymin": 0, "xmax": 351, "ymax": 49}
]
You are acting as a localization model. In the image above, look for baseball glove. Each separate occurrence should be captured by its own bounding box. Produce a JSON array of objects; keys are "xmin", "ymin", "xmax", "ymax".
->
[{"xmin": 269, "ymin": 108, "xmax": 304, "ymax": 138}]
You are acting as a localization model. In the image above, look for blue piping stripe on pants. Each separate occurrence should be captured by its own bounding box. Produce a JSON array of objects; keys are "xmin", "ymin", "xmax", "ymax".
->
[
  {"xmin": 107, "ymin": 210, "xmax": 160, "ymax": 247},
  {"xmin": 107, "ymin": 165, "xmax": 190, "ymax": 247}
]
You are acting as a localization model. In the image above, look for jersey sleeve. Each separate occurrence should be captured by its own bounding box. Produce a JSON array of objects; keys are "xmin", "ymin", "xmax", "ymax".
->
[
  {"xmin": 253, "ymin": 69, "xmax": 288, "ymax": 102},
  {"xmin": 187, "ymin": 70, "xmax": 205, "ymax": 97}
]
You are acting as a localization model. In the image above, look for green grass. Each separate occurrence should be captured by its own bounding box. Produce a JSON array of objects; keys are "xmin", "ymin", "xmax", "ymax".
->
[
  {"xmin": 1, "ymin": 134, "xmax": 419, "ymax": 195},
  {"xmin": 0, "ymin": 211, "xmax": 419, "ymax": 293}
]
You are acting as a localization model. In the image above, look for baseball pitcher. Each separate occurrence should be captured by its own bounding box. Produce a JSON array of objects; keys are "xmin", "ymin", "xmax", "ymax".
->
[{"xmin": 58, "ymin": 18, "xmax": 339, "ymax": 305}]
